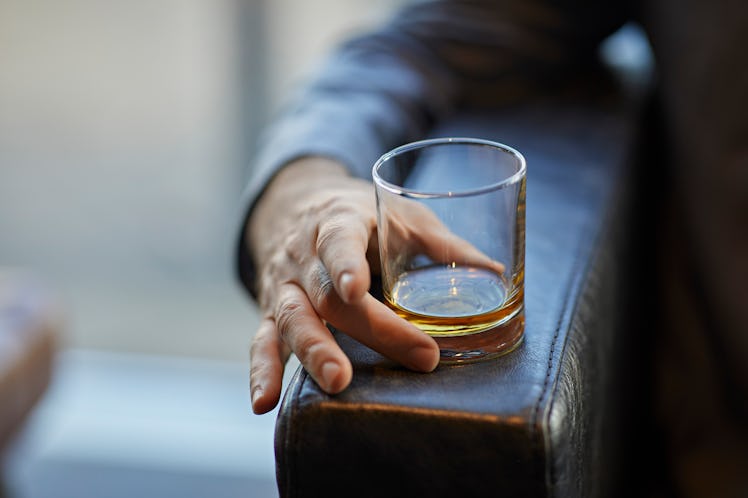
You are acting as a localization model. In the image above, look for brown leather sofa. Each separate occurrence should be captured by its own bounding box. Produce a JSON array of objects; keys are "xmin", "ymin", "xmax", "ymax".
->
[{"xmin": 271, "ymin": 96, "xmax": 659, "ymax": 497}]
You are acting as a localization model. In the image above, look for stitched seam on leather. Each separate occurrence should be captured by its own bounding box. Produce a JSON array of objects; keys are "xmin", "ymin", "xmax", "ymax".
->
[
  {"xmin": 531, "ymin": 261, "xmax": 573, "ymax": 490},
  {"xmin": 317, "ymin": 401, "xmax": 527, "ymax": 424},
  {"xmin": 546, "ymin": 243, "xmax": 602, "ymax": 498},
  {"xmin": 531, "ymin": 232, "xmax": 594, "ymax": 497},
  {"xmin": 540, "ymin": 173, "xmax": 624, "ymax": 497}
]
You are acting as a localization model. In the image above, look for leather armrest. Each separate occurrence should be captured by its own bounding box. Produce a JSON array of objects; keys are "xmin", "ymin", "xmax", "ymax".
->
[{"xmin": 274, "ymin": 102, "xmax": 639, "ymax": 497}]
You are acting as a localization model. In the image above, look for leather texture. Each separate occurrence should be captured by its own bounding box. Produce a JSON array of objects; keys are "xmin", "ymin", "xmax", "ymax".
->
[{"xmin": 274, "ymin": 101, "xmax": 638, "ymax": 498}]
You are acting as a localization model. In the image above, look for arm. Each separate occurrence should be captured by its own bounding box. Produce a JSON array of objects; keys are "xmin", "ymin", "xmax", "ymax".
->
[{"xmin": 241, "ymin": 0, "xmax": 628, "ymax": 413}]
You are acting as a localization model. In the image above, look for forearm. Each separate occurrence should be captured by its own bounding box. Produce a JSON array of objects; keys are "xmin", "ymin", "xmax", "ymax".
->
[
  {"xmin": 240, "ymin": 0, "xmax": 630, "ymax": 409},
  {"xmin": 245, "ymin": 0, "xmax": 628, "ymax": 198},
  {"xmin": 238, "ymin": 0, "xmax": 628, "ymax": 295}
]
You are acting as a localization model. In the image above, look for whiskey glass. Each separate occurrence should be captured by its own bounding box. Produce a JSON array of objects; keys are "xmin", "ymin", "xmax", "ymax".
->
[{"xmin": 373, "ymin": 138, "xmax": 526, "ymax": 363}]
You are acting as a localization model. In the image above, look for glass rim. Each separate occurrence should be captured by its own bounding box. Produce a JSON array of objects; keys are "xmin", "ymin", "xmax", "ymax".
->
[{"xmin": 372, "ymin": 137, "xmax": 526, "ymax": 199}]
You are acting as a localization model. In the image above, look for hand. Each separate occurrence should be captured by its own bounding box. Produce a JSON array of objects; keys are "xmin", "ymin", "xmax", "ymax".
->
[
  {"xmin": 246, "ymin": 157, "xmax": 440, "ymax": 414},
  {"xmin": 379, "ymin": 194, "xmax": 505, "ymax": 278}
]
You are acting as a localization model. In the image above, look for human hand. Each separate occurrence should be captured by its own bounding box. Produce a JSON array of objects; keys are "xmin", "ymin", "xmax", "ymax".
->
[
  {"xmin": 247, "ymin": 157, "xmax": 440, "ymax": 414},
  {"xmin": 246, "ymin": 157, "xmax": 505, "ymax": 414}
]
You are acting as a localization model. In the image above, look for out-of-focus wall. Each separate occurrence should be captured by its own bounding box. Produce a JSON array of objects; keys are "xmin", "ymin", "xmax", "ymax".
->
[
  {"xmin": 262, "ymin": 0, "xmax": 403, "ymax": 112},
  {"xmin": 0, "ymin": 0, "xmax": 246, "ymax": 281},
  {"xmin": 0, "ymin": 0, "xmax": 404, "ymax": 360},
  {"xmin": 0, "ymin": 0, "xmax": 254, "ymax": 359}
]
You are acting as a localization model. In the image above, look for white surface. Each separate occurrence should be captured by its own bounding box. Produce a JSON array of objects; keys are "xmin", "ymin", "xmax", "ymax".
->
[{"xmin": 6, "ymin": 349, "xmax": 301, "ymax": 498}]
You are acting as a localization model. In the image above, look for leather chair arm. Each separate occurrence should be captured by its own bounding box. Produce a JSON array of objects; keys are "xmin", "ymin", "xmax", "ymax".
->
[{"xmin": 274, "ymin": 101, "xmax": 639, "ymax": 497}]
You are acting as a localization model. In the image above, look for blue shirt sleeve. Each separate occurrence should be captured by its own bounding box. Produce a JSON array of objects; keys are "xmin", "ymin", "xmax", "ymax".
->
[{"xmin": 236, "ymin": 0, "xmax": 628, "ymax": 295}]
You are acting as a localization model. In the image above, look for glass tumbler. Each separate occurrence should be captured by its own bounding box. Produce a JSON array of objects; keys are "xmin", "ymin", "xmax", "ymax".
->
[{"xmin": 373, "ymin": 138, "xmax": 526, "ymax": 363}]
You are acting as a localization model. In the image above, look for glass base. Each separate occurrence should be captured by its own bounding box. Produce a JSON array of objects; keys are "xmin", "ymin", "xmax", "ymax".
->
[{"xmin": 435, "ymin": 310, "xmax": 525, "ymax": 364}]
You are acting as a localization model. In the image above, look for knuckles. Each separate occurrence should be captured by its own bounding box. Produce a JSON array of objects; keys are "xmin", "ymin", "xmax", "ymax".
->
[
  {"xmin": 292, "ymin": 336, "xmax": 329, "ymax": 367},
  {"xmin": 249, "ymin": 318, "xmax": 275, "ymax": 358},
  {"xmin": 306, "ymin": 264, "xmax": 344, "ymax": 317},
  {"xmin": 249, "ymin": 357, "xmax": 271, "ymax": 380},
  {"xmin": 310, "ymin": 278, "xmax": 340, "ymax": 317},
  {"xmin": 314, "ymin": 220, "xmax": 347, "ymax": 255},
  {"xmin": 274, "ymin": 295, "xmax": 306, "ymax": 340},
  {"xmin": 256, "ymin": 186, "xmax": 377, "ymax": 322}
]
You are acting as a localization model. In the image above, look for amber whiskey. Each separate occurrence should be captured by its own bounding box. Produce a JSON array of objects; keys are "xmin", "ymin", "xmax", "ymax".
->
[{"xmin": 384, "ymin": 264, "xmax": 525, "ymax": 363}]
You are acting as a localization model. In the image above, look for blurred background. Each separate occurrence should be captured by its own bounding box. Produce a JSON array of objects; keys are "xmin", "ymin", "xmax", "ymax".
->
[
  {"xmin": 0, "ymin": 0, "xmax": 402, "ymax": 497},
  {"xmin": 0, "ymin": 1, "xmax": 653, "ymax": 496}
]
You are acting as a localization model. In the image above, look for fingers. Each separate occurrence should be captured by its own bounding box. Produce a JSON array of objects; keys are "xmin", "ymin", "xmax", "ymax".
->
[
  {"xmin": 338, "ymin": 294, "xmax": 440, "ymax": 372},
  {"xmin": 410, "ymin": 203, "xmax": 505, "ymax": 274},
  {"xmin": 248, "ymin": 173, "xmax": 446, "ymax": 413},
  {"xmin": 274, "ymin": 283, "xmax": 353, "ymax": 394},
  {"xmin": 420, "ymin": 227, "xmax": 505, "ymax": 274},
  {"xmin": 302, "ymin": 265, "xmax": 439, "ymax": 373},
  {"xmin": 252, "ymin": 259, "xmax": 437, "ymax": 412},
  {"xmin": 316, "ymin": 214, "xmax": 373, "ymax": 304},
  {"xmin": 249, "ymin": 317, "xmax": 290, "ymax": 414}
]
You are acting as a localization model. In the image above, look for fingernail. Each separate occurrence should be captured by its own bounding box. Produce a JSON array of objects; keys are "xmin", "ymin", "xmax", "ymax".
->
[
  {"xmin": 492, "ymin": 260, "xmax": 505, "ymax": 274},
  {"xmin": 339, "ymin": 272, "xmax": 354, "ymax": 301},
  {"xmin": 320, "ymin": 361, "xmax": 342, "ymax": 392},
  {"xmin": 407, "ymin": 345, "xmax": 440, "ymax": 372}
]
